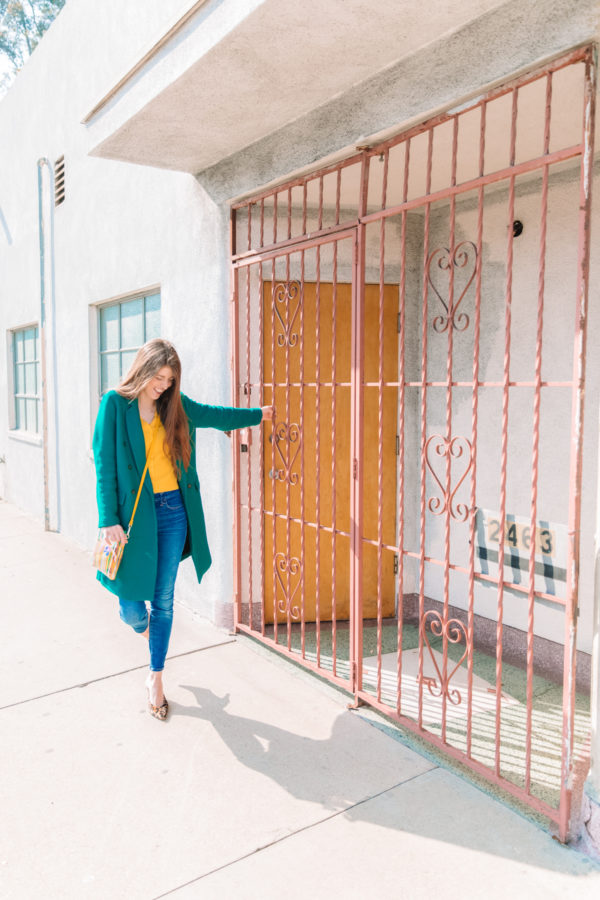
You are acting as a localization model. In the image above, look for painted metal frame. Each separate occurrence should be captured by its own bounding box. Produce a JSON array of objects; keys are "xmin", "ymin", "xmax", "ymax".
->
[{"xmin": 229, "ymin": 46, "xmax": 596, "ymax": 841}]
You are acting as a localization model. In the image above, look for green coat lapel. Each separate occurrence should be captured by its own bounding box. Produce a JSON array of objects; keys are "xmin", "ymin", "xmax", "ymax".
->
[{"xmin": 125, "ymin": 398, "xmax": 152, "ymax": 498}]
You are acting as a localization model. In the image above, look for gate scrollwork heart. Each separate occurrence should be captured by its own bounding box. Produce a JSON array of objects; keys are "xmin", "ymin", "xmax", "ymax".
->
[
  {"xmin": 275, "ymin": 553, "xmax": 302, "ymax": 620},
  {"xmin": 427, "ymin": 241, "xmax": 477, "ymax": 333},
  {"xmin": 420, "ymin": 610, "xmax": 468, "ymax": 706},
  {"xmin": 273, "ymin": 280, "xmax": 302, "ymax": 348},
  {"xmin": 271, "ymin": 421, "xmax": 302, "ymax": 485},
  {"xmin": 425, "ymin": 434, "xmax": 473, "ymax": 522}
]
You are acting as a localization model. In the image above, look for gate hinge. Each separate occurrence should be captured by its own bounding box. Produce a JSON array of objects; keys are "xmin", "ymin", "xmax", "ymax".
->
[
  {"xmin": 394, "ymin": 554, "xmax": 399, "ymax": 575},
  {"xmin": 243, "ymin": 382, "xmax": 251, "ymax": 396},
  {"xmin": 397, "ymin": 313, "xmax": 402, "ymax": 334},
  {"xmin": 353, "ymin": 458, "xmax": 358, "ymax": 480},
  {"xmin": 396, "ymin": 434, "xmax": 400, "ymax": 455}
]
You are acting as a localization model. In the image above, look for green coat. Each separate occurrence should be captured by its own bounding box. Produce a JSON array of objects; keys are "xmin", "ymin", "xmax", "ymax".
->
[{"xmin": 93, "ymin": 390, "xmax": 262, "ymax": 603}]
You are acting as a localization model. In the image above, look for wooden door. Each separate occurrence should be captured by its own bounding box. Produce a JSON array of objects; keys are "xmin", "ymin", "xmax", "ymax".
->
[{"xmin": 262, "ymin": 280, "xmax": 398, "ymax": 624}]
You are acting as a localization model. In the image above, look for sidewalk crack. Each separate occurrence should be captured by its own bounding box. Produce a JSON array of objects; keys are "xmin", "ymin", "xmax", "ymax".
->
[
  {"xmin": 0, "ymin": 639, "xmax": 236, "ymax": 711},
  {"xmin": 152, "ymin": 769, "xmax": 436, "ymax": 899}
]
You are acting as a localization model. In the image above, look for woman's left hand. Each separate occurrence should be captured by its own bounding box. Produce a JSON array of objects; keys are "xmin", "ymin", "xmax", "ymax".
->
[{"xmin": 261, "ymin": 405, "xmax": 275, "ymax": 421}]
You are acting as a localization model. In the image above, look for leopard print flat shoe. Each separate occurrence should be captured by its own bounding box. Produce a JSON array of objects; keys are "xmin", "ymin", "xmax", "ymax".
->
[
  {"xmin": 146, "ymin": 684, "xmax": 169, "ymax": 720},
  {"xmin": 148, "ymin": 697, "xmax": 168, "ymax": 720}
]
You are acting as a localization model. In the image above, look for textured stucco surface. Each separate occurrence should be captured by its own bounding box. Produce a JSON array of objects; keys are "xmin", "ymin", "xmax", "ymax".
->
[
  {"xmin": 87, "ymin": 0, "xmax": 509, "ymax": 172},
  {"xmin": 198, "ymin": 0, "xmax": 600, "ymax": 202}
]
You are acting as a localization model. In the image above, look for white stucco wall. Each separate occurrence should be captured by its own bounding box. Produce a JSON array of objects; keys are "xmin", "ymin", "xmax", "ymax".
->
[{"xmin": 0, "ymin": 0, "xmax": 237, "ymax": 621}]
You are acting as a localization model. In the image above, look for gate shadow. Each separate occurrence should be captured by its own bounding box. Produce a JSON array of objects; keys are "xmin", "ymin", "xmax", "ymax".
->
[{"xmin": 172, "ymin": 684, "xmax": 599, "ymax": 876}]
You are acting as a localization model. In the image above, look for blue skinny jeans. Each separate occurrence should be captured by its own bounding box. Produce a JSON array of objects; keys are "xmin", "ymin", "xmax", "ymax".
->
[{"xmin": 118, "ymin": 489, "xmax": 188, "ymax": 671}]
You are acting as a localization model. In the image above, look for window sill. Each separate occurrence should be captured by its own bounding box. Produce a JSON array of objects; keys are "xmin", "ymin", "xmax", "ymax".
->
[{"xmin": 8, "ymin": 429, "xmax": 42, "ymax": 447}]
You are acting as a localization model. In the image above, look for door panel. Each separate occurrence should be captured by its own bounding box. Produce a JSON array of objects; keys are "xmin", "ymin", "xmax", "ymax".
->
[{"xmin": 262, "ymin": 279, "xmax": 398, "ymax": 623}]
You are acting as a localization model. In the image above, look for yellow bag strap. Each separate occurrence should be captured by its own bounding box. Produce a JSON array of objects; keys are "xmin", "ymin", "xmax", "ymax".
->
[{"xmin": 126, "ymin": 419, "xmax": 160, "ymax": 539}]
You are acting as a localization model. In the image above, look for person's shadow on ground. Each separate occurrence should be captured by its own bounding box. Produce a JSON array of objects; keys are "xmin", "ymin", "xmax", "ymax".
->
[{"xmin": 173, "ymin": 684, "xmax": 366, "ymax": 811}]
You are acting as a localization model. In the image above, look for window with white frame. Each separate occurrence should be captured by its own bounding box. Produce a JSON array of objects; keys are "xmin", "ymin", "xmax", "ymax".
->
[
  {"xmin": 11, "ymin": 325, "xmax": 41, "ymax": 434},
  {"xmin": 98, "ymin": 292, "xmax": 160, "ymax": 396}
]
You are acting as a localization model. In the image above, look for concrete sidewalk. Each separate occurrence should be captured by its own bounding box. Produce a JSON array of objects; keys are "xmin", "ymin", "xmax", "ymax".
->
[{"xmin": 2, "ymin": 499, "xmax": 600, "ymax": 900}]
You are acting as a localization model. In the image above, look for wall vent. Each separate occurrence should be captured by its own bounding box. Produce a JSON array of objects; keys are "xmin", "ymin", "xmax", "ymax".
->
[{"xmin": 54, "ymin": 156, "xmax": 65, "ymax": 207}]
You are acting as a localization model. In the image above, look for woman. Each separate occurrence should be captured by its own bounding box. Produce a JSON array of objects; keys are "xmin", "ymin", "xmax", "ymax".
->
[{"xmin": 93, "ymin": 338, "xmax": 272, "ymax": 720}]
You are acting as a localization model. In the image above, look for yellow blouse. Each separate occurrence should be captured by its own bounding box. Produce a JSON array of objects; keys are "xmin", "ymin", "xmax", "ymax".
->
[{"xmin": 140, "ymin": 412, "xmax": 179, "ymax": 493}]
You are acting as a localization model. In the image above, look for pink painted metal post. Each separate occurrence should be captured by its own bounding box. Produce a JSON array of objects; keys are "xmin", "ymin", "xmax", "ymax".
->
[
  {"xmin": 245, "ymin": 249, "xmax": 253, "ymax": 630},
  {"xmin": 300, "ymin": 248, "xmax": 306, "ymax": 659},
  {"xmin": 494, "ymin": 87, "xmax": 518, "ymax": 777},
  {"xmin": 375, "ymin": 150, "xmax": 389, "ymax": 702},
  {"xmin": 396, "ymin": 138, "xmax": 410, "ymax": 717},
  {"xmin": 230, "ymin": 233, "xmax": 243, "ymax": 629},
  {"xmin": 315, "ymin": 241, "xmax": 322, "ymax": 665},
  {"xmin": 351, "ymin": 153, "xmax": 370, "ymax": 698},
  {"xmin": 466, "ymin": 101, "xmax": 486, "ymax": 757},
  {"xmin": 259, "ymin": 258, "xmax": 266, "ymax": 635},
  {"xmin": 417, "ymin": 130, "xmax": 434, "ymax": 729},
  {"xmin": 440, "ymin": 116, "xmax": 458, "ymax": 743},
  {"xmin": 271, "ymin": 258, "xmax": 277, "ymax": 644},
  {"xmin": 331, "ymin": 240, "xmax": 338, "ymax": 676},
  {"xmin": 285, "ymin": 251, "xmax": 292, "ymax": 651},
  {"xmin": 559, "ymin": 47, "xmax": 597, "ymax": 843},
  {"xmin": 525, "ymin": 72, "xmax": 552, "ymax": 791}
]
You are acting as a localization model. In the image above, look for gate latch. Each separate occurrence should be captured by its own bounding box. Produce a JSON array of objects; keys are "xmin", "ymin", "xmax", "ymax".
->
[{"xmin": 239, "ymin": 428, "xmax": 251, "ymax": 452}]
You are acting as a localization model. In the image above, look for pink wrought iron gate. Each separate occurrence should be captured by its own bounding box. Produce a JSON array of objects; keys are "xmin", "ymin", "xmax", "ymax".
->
[{"xmin": 230, "ymin": 46, "xmax": 596, "ymax": 841}]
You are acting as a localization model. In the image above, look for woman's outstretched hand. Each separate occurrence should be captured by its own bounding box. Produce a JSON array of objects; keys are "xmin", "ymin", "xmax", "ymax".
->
[
  {"xmin": 261, "ymin": 405, "xmax": 275, "ymax": 421},
  {"xmin": 103, "ymin": 524, "xmax": 127, "ymax": 544}
]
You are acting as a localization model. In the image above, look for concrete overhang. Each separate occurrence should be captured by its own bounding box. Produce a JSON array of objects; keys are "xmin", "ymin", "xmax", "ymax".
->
[{"xmin": 83, "ymin": 0, "xmax": 509, "ymax": 175}]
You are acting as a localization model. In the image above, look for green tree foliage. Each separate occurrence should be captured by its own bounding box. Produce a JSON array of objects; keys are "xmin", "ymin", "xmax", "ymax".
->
[{"xmin": 0, "ymin": 0, "xmax": 65, "ymax": 90}]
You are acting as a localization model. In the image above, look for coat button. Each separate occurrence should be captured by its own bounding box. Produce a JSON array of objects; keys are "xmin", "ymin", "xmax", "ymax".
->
[
  {"xmin": 187, "ymin": 483, "xmax": 192, "ymax": 488},
  {"xmin": 128, "ymin": 464, "xmax": 133, "ymax": 470},
  {"xmin": 131, "ymin": 489, "xmax": 136, "ymax": 495}
]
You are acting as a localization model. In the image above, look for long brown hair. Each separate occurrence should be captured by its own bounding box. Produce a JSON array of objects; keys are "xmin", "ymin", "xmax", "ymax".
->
[{"xmin": 117, "ymin": 339, "xmax": 191, "ymax": 472}]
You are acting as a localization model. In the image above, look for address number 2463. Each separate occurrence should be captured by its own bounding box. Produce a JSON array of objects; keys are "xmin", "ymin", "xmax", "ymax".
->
[{"xmin": 486, "ymin": 518, "xmax": 554, "ymax": 555}]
